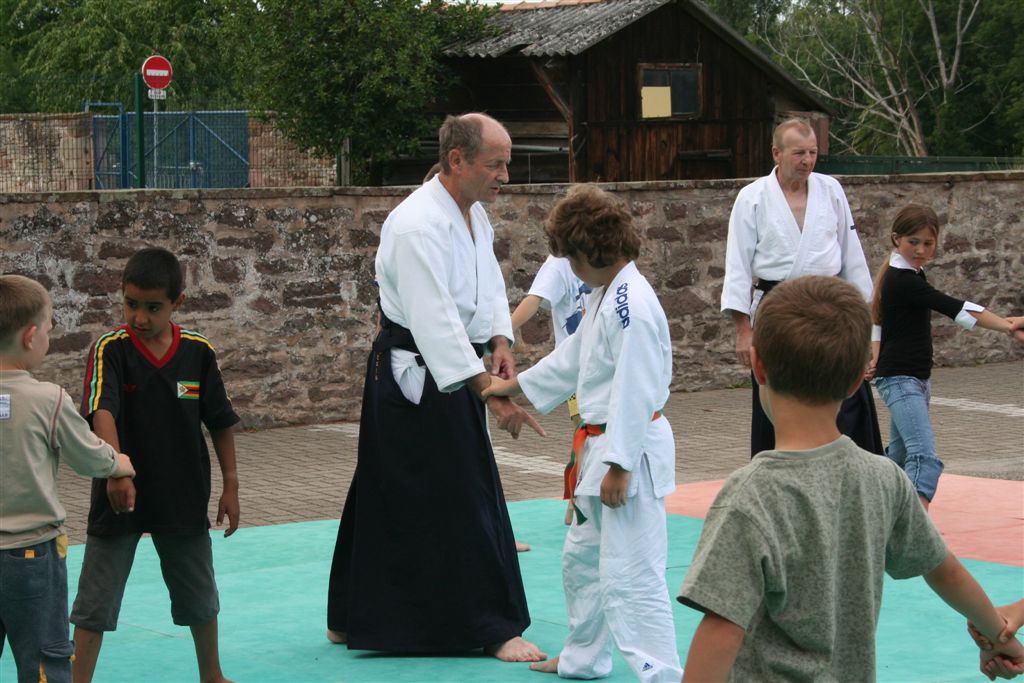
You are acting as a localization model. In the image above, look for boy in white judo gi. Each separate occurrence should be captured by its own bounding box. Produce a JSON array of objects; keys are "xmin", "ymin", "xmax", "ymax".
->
[{"xmin": 484, "ymin": 184, "xmax": 683, "ymax": 682}]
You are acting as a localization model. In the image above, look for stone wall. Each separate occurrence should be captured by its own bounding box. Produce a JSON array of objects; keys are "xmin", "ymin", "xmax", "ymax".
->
[{"xmin": 2, "ymin": 172, "xmax": 1021, "ymax": 428}]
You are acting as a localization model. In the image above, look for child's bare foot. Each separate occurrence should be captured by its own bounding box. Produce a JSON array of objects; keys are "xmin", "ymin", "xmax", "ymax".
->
[
  {"xmin": 530, "ymin": 655, "xmax": 559, "ymax": 673},
  {"xmin": 485, "ymin": 636, "xmax": 547, "ymax": 662},
  {"xmin": 326, "ymin": 629, "xmax": 347, "ymax": 644},
  {"xmin": 515, "ymin": 540, "xmax": 531, "ymax": 552}
]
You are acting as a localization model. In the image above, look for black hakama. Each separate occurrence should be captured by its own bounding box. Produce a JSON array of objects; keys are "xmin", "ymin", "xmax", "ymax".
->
[
  {"xmin": 327, "ymin": 322, "xmax": 530, "ymax": 652},
  {"xmin": 750, "ymin": 377, "xmax": 884, "ymax": 457}
]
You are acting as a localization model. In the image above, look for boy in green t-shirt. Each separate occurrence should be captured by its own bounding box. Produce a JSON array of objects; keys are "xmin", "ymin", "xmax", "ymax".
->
[{"xmin": 677, "ymin": 275, "xmax": 1024, "ymax": 681}]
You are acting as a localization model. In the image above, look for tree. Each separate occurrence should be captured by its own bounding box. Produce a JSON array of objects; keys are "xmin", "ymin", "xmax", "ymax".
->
[
  {"xmin": 738, "ymin": 0, "xmax": 1023, "ymax": 156},
  {"xmin": 4, "ymin": 0, "xmax": 258, "ymax": 112},
  {"xmin": 702, "ymin": 0, "xmax": 786, "ymax": 41},
  {"xmin": 249, "ymin": 0, "xmax": 494, "ymax": 184}
]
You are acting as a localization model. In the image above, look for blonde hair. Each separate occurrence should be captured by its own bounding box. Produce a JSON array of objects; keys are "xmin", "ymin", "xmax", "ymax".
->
[
  {"xmin": 870, "ymin": 205, "xmax": 940, "ymax": 324},
  {"xmin": 0, "ymin": 274, "xmax": 50, "ymax": 348},
  {"xmin": 754, "ymin": 276, "xmax": 871, "ymax": 404}
]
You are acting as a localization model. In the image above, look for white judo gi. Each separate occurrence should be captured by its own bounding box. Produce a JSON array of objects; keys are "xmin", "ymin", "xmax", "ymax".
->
[
  {"xmin": 518, "ymin": 261, "xmax": 682, "ymax": 683},
  {"xmin": 376, "ymin": 175, "xmax": 514, "ymax": 402},
  {"xmin": 721, "ymin": 169, "xmax": 872, "ymax": 321}
]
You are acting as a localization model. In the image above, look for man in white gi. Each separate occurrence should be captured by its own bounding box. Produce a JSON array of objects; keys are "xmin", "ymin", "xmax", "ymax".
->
[
  {"xmin": 326, "ymin": 113, "xmax": 546, "ymax": 662},
  {"xmin": 485, "ymin": 185, "xmax": 683, "ymax": 683},
  {"xmin": 722, "ymin": 118, "xmax": 883, "ymax": 456}
]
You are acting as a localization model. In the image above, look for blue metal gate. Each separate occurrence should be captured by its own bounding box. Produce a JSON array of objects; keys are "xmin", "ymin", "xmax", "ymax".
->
[{"xmin": 90, "ymin": 107, "xmax": 250, "ymax": 189}]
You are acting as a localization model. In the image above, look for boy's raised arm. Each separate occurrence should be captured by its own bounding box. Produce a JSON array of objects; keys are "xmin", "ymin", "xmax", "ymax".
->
[
  {"xmin": 682, "ymin": 611, "xmax": 745, "ymax": 683},
  {"xmin": 211, "ymin": 426, "xmax": 240, "ymax": 537}
]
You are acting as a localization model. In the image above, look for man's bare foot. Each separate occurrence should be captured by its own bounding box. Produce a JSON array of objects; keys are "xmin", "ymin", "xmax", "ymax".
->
[
  {"xmin": 326, "ymin": 629, "xmax": 347, "ymax": 644},
  {"xmin": 485, "ymin": 636, "xmax": 547, "ymax": 662},
  {"xmin": 530, "ymin": 655, "xmax": 559, "ymax": 673},
  {"xmin": 515, "ymin": 540, "xmax": 531, "ymax": 552}
]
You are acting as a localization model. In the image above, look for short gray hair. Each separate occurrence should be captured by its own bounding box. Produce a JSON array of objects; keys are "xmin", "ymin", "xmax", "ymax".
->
[
  {"xmin": 772, "ymin": 118, "xmax": 815, "ymax": 150},
  {"xmin": 438, "ymin": 114, "xmax": 486, "ymax": 173}
]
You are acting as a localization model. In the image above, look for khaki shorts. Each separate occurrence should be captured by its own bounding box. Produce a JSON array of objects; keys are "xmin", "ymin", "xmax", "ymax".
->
[{"xmin": 70, "ymin": 532, "xmax": 219, "ymax": 631}]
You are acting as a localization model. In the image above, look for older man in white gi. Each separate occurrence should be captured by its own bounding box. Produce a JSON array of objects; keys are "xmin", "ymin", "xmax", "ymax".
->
[
  {"xmin": 326, "ymin": 113, "xmax": 546, "ymax": 662},
  {"xmin": 722, "ymin": 118, "xmax": 883, "ymax": 457}
]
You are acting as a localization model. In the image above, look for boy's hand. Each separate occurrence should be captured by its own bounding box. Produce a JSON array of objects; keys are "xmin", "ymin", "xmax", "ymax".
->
[
  {"xmin": 600, "ymin": 464, "xmax": 630, "ymax": 508},
  {"xmin": 218, "ymin": 489, "xmax": 240, "ymax": 537},
  {"xmin": 107, "ymin": 477, "xmax": 136, "ymax": 514},
  {"xmin": 216, "ymin": 491, "xmax": 239, "ymax": 540},
  {"xmin": 971, "ymin": 601, "xmax": 1024, "ymax": 650},
  {"xmin": 980, "ymin": 637, "xmax": 1024, "ymax": 680},
  {"xmin": 113, "ymin": 453, "xmax": 135, "ymax": 479},
  {"xmin": 481, "ymin": 376, "xmax": 520, "ymax": 399}
]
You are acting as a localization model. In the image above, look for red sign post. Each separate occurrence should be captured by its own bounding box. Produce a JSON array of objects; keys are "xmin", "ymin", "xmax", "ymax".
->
[{"xmin": 141, "ymin": 55, "xmax": 173, "ymax": 90}]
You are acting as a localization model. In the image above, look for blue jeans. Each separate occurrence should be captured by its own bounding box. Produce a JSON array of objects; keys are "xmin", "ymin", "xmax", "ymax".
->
[
  {"xmin": 0, "ymin": 536, "xmax": 75, "ymax": 683},
  {"xmin": 874, "ymin": 375, "xmax": 944, "ymax": 501}
]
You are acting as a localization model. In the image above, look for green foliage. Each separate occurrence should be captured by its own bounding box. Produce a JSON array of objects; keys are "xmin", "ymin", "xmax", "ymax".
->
[
  {"xmin": 702, "ymin": 0, "xmax": 786, "ymax": 40},
  {"xmin": 3, "ymin": 0, "xmax": 259, "ymax": 112},
  {"xmin": 732, "ymin": 0, "xmax": 1024, "ymax": 156},
  {"xmin": 249, "ymin": 0, "xmax": 494, "ymax": 183}
]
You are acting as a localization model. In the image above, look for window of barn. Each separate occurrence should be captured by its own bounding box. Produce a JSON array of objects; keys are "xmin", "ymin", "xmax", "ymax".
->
[{"xmin": 638, "ymin": 64, "xmax": 702, "ymax": 119}]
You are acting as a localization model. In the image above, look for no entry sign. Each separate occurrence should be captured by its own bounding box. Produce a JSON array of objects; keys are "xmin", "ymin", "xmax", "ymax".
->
[{"xmin": 141, "ymin": 55, "xmax": 173, "ymax": 90}]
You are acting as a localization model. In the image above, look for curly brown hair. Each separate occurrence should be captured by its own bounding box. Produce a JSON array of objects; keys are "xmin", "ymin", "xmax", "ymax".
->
[{"xmin": 544, "ymin": 185, "xmax": 640, "ymax": 268}]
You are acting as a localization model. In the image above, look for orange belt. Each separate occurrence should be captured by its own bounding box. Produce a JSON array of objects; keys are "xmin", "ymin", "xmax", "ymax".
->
[{"xmin": 564, "ymin": 410, "xmax": 664, "ymax": 501}]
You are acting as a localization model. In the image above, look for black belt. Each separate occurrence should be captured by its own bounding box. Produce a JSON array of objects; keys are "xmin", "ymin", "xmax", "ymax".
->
[
  {"xmin": 379, "ymin": 311, "xmax": 485, "ymax": 366},
  {"xmin": 754, "ymin": 279, "xmax": 781, "ymax": 294}
]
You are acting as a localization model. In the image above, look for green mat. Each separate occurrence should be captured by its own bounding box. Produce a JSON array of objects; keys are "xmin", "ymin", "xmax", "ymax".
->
[{"xmin": 2, "ymin": 499, "xmax": 1020, "ymax": 682}]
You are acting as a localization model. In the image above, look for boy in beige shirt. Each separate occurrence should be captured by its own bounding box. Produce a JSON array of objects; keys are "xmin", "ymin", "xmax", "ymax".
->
[{"xmin": 0, "ymin": 274, "xmax": 134, "ymax": 683}]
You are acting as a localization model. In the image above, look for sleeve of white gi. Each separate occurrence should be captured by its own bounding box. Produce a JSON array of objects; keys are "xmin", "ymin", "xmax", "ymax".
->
[
  {"xmin": 833, "ymin": 184, "xmax": 873, "ymax": 301},
  {"xmin": 601, "ymin": 311, "xmax": 667, "ymax": 473},
  {"xmin": 392, "ymin": 229, "xmax": 485, "ymax": 392},
  {"xmin": 518, "ymin": 328, "xmax": 583, "ymax": 414},
  {"xmin": 721, "ymin": 190, "xmax": 758, "ymax": 315}
]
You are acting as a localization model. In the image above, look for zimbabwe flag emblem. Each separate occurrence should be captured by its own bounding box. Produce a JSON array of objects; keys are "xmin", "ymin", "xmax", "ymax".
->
[{"xmin": 177, "ymin": 381, "xmax": 201, "ymax": 400}]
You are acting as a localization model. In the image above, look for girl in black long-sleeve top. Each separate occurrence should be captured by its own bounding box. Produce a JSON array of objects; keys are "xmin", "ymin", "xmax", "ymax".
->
[{"xmin": 870, "ymin": 205, "xmax": 1023, "ymax": 509}]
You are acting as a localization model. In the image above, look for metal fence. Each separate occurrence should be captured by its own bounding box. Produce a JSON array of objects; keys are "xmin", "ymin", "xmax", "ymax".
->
[
  {"xmin": 0, "ymin": 109, "xmax": 335, "ymax": 193},
  {"xmin": 5, "ymin": 113, "xmax": 1023, "ymax": 193},
  {"xmin": 817, "ymin": 155, "xmax": 1023, "ymax": 175}
]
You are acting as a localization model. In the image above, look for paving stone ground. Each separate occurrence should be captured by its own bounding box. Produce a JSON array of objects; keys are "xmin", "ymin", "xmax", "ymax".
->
[{"xmin": 56, "ymin": 361, "xmax": 1024, "ymax": 545}]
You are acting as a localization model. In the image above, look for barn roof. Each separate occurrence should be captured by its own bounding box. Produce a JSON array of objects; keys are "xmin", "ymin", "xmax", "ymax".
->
[
  {"xmin": 446, "ymin": 0, "xmax": 830, "ymax": 113},
  {"xmin": 449, "ymin": 0, "xmax": 669, "ymax": 57}
]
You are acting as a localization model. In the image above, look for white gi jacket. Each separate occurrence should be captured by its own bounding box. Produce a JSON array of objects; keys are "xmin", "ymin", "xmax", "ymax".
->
[
  {"xmin": 376, "ymin": 176, "xmax": 514, "ymax": 394},
  {"xmin": 518, "ymin": 262, "xmax": 676, "ymax": 499},
  {"xmin": 721, "ymin": 169, "xmax": 873, "ymax": 320}
]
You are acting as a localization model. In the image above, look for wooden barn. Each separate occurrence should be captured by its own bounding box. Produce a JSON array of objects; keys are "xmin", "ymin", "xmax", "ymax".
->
[{"xmin": 387, "ymin": 0, "xmax": 830, "ymax": 184}]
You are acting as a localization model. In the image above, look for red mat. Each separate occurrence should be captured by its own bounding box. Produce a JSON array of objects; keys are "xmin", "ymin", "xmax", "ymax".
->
[{"xmin": 665, "ymin": 473, "xmax": 1024, "ymax": 566}]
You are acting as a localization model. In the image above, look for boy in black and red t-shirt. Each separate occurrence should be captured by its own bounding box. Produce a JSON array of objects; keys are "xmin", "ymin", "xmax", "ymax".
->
[{"xmin": 71, "ymin": 247, "xmax": 240, "ymax": 683}]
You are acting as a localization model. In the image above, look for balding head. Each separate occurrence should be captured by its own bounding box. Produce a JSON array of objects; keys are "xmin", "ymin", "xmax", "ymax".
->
[{"xmin": 438, "ymin": 113, "xmax": 510, "ymax": 174}]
